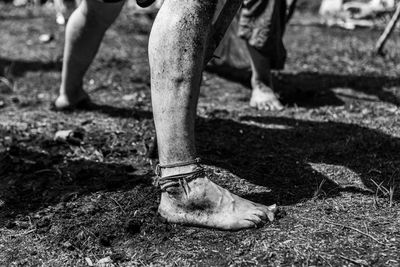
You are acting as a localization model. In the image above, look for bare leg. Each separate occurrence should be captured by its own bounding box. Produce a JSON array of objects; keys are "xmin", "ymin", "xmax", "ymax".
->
[
  {"xmin": 149, "ymin": 0, "xmax": 276, "ymax": 230},
  {"xmin": 247, "ymin": 44, "xmax": 283, "ymax": 111},
  {"xmin": 54, "ymin": 0, "xmax": 124, "ymax": 110}
]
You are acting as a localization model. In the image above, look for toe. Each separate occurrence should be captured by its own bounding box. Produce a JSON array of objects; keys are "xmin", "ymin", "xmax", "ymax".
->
[
  {"xmin": 255, "ymin": 204, "xmax": 277, "ymax": 222},
  {"xmin": 265, "ymin": 206, "xmax": 277, "ymax": 222},
  {"xmin": 246, "ymin": 214, "xmax": 264, "ymax": 226},
  {"xmin": 257, "ymin": 102, "xmax": 270, "ymax": 111},
  {"xmin": 272, "ymin": 101, "xmax": 284, "ymax": 111},
  {"xmin": 252, "ymin": 208, "xmax": 268, "ymax": 221}
]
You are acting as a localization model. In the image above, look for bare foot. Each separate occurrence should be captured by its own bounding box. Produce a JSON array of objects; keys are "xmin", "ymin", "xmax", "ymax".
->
[
  {"xmin": 158, "ymin": 171, "xmax": 277, "ymax": 230},
  {"xmin": 53, "ymin": 90, "xmax": 91, "ymax": 111},
  {"xmin": 249, "ymin": 82, "xmax": 283, "ymax": 111}
]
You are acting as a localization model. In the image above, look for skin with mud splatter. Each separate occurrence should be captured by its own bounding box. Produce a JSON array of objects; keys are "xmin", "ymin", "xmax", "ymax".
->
[
  {"xmin": 159, "ymin": 166, "xmax": 276, "ymax": 230},
  {"xmin": 151, "ymin": 0, "xmax": 277, "ymax": 230},
  {"xmin": 55, "ymin": 0, "xmax": 277, "ymax": 230}
]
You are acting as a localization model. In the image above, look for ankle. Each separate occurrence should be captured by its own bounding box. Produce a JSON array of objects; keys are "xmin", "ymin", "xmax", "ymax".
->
[
  {"xmin": 251, "ymin": 72, "xmax": 272, "ymax": 88},
  {"xmin": 252, "ymin": 76, "xmax": 270, "ymax": 86}
]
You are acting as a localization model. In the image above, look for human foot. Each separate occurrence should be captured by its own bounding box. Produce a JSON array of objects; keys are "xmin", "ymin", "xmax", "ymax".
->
[
  {"xmin": 157, "ymin": 168, "xmax": 277, "ymax": 230},
  {"xmin": 53, "ymin": 91, "xmax": 92, "ymax": 111},
  {"xmin": 249, "ymin": 81, "xmax": 283, "ymax": 111}
]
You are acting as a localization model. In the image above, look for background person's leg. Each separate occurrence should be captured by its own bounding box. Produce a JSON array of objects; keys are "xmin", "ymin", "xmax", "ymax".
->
[
  {"xmin": 149, "ymin": 0, "xmax": 276, "ymax": 230},
  {"xmin": 239, "ymin": 0, "xmax": 287, "ymax": 111},
  {"xmin": 247, "ymin": 44, "xmax": 283, "ymax": 111},
  {"xmin": 55, "ymin": 0, "xmax": 124, "ymax": 110}
]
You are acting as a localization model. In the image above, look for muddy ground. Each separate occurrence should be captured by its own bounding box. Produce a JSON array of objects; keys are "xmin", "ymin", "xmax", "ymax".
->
[{"xmin": 1, "ymin": 3, "xmax": 400, "ymax": 266}]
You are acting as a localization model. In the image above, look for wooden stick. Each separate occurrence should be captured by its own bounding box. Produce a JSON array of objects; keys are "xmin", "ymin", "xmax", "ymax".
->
[
  {"xmin": 324, "ymin": 220, "xmax": 386, "ymax": 246},
  {"xmin": 301, "ymin": 216, "xmax": 386, "ymax": 246},
  {"xmin": 338, "ymin": 255, "xmax": 369, "ymax": 266},
  {"xmin": 375, "ymin": 4, "xmax": 400, "ymax": 56}
]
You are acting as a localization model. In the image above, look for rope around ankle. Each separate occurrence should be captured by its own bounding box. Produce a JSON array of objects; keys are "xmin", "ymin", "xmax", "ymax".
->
[
  {"xmin": 155, "ymin": 158, "xmax": 201, "ymax": 177},
  {"xmin": 154, "ymin": 158, "xmax": 204, "ymax": 191}
]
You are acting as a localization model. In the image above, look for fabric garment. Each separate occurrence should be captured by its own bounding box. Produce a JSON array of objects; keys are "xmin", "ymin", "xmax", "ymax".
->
[
  {"xmin": 238, "ymin": 0, "xmax": 287, "ymax": 69},
  {"xmin": 95, "ymin": 0, "xmax": 287, "ymax": 70}
]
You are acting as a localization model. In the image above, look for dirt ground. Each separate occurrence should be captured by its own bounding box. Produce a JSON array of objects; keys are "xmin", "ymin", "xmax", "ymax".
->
[{"xmin": 1, "ymin": 3, "xmax": 400, "ymax": 266}]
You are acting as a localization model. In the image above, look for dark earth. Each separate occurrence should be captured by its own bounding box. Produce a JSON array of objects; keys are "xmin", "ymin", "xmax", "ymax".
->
[{"xmin": 1, "ymin": 1, "xmax": 400, "ymax": 266}]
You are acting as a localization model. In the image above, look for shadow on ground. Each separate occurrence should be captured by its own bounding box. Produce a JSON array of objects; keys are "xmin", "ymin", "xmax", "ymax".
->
[
  {"xmin": 53, "ymin": 103, "xmax": 153, "ymax": 120},
  {"xmin": 0, "ymin": 141, "xmax": 153, "ymax": 226},
  {"xmin": 206, "ymin": 66, "xmax": 400, "ymax": 108},
  {"xmin": 144, "ymin": 112, "xmax": 399, "ymax": 205},
  {"xmin": 2, "ymin": 101, "xmax": 398, "ymax": 226},
  {"xmin": 197, "ymin": 115, "xmax": 400, "ymax": 205},
  {"xmin": 279, "ymin": 72, "xmax": 400, "ymax": 107},
  {"xmin": 0, "ymin": 57, "xmax": 62, "ymax": 77}
]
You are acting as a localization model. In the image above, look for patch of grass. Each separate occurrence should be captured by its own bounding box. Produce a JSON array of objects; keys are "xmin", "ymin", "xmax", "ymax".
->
[{"xmin": 372, "ymin": 174, "xmax": 397, "ymax": 208}]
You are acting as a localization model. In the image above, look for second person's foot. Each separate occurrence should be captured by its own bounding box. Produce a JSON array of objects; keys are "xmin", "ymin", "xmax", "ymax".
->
[
  {"xmin": 250, "ymin": 81, "xmax": 283, "ymax": 111},
  {"xmin": 53, "ymin": 90, "xmax": 93, "ymax": 111}
]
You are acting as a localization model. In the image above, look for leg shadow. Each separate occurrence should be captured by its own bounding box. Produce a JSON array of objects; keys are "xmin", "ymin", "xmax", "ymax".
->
[
  {"xmin": 196, "ymin": 115, "xmax": 399, "ymax": 205},
  {"xmin": 0, "ymin": 57, "xmax": 62, "ymax": 77},
  {"xmin": 205, "ymin": 65, "xmax": 400, "ymax": 108},
  {"xmin": 277, "ymin": 72, "xmax": 400, "ymax": 108},
  {"xmin": 59, "ymin": 102, "xmax": 153, "ymax": 120}
]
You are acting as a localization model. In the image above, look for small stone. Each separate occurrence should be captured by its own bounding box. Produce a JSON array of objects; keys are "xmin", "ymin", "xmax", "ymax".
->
[
  {"xmin": 37, "ymin": 93, "xmax": 46, "ymax": 100},
  {"xmin": 56, "ymin": 14, "xmax": 66, "ymax": 25},
  {"xmin": 62, "ymin": 241, "xmax": 73, "ymax": 250},
  {"xmin": 96, "ymin": 256, "xmax": 113, "ymax": 266},
  {"xmin": 39, "ymin": 34, "xmax": 54, "ymax": 43},
  {"xmin": 54, "ymin": 129, "xmax": 84, "ymax": 145},
  {"xmin": 85, "ymin": 257, "xmax": 94, "ymax": 266},
  {"xmin": 122, "ymin": 94, "xmax": 137, "ymax": 101}
]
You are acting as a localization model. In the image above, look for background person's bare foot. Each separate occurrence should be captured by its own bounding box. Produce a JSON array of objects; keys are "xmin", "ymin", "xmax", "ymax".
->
[
  {"xmin": 53, "ymin": 90, "xmax": 91, "ymax": 111},
  {"xmin": 250, "ymin": 81, "xmax": 284, "ymax": 111},
  {"xmin": 158, "ymin": 173, "xmax": 277, "ymax": 231}
]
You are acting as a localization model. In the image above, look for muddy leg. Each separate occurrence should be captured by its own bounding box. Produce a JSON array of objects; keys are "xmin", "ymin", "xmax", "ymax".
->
[
  {"xmin": 149, "ymin": 0, "xmax": 277, "ymax": 230},
  {"xmin": 55, "ymin": 0, "xmax": 124, "ymax": 110},
  {"xmin": 247, "ymin": 44, "xmax": 283, "ymax": 111}
]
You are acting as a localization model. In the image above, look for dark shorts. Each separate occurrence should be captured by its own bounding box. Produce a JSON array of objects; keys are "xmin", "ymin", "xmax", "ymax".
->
[{"xmin": 238, "ymin": 0, "xmax": 287, "ymax": 69}]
